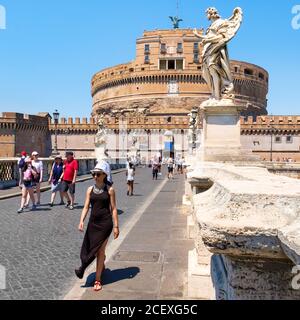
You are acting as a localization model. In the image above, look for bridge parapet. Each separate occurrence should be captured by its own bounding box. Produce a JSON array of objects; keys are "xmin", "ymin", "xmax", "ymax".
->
[{"xmin": 187, "ymin": 162, "xmax": 300, "ymax": 300}]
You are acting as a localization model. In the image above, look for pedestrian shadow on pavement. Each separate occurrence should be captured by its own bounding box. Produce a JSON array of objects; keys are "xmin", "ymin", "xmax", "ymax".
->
[
  {"xmin": 74, "ymin": 205, "xmax": 84, "ymax": 210},
  {"xmin": 82, "ymin": 267, "xmax": 140, "ymax": 288},
  {"xmin": 21, "ymin": 208, "xmax": 52, "ymax": 214}
]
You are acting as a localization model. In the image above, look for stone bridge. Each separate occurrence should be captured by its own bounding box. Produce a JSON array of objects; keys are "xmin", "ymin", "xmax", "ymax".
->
[{"xmin": 186, "ymin": 161, "xmax": 300, "ymax": 300}]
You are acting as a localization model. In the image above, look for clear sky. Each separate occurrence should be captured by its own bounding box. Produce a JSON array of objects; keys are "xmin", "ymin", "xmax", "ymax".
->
[{"xmin": 0, "ymin": 0, "xmax": 299, "ymax": 118}]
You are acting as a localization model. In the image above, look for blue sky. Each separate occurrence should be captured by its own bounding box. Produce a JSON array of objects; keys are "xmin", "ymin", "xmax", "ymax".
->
[{"xmin": 0, "ymin": 0, "xmax": 299, "ymax": 118}]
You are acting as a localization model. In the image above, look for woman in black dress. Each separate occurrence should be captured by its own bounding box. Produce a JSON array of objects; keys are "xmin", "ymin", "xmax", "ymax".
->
[{"xmin": 75, "ymin": 163, "xmax": 120, "ymax": 291}]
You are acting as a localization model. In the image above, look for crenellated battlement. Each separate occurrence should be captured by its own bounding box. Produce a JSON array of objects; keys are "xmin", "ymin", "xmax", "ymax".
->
[
  {"xmin": 0, "ymin": 112, "xmax": 50, "ymax": 131},
  {"xmin": 50, "ymin": 117, "xmax": 96, "ymax": 125},
  {"xmin": 241, "ymin": 115, "xmax": 300, "ymax": 134}
]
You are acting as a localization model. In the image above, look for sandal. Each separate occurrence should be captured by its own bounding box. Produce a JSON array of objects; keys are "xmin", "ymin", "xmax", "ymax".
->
[{"xmin": 94, "ymin": 280, "xmax": 102, "ymax": 292}]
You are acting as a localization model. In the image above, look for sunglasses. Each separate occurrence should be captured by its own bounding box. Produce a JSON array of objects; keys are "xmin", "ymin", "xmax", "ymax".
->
[{"xmin": 92, "ymin": 172, "xmax": 104, "ymax": 177}]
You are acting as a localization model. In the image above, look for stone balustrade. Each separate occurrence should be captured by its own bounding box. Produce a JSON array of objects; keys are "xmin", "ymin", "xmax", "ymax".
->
[
  {"xmin": 187, "ymin": 161, "xmax": 300, "ymax": 300},
  {"xmin": 0, "ymin": 158, "xmax": 125, "ymax": 190}
]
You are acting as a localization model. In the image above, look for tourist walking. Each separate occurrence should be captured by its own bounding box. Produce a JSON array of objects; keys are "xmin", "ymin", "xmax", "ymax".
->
[
  {"xmin": 31, "ymin": 151, "xmax": 43, "ymax": 206},
  {"xmin": 48, "ymin": 155, "xmax": 64, "ymax": 207},
  {"xmin": 18, "ymin": 151, "xmax": 31, "ymax": 208},
  {"xmin": 61, "ymin": 151, "xmax": 78, "ymax": 210},
  {"xmin": 167, "ymin": 156, "xmax": 174, "ymax": 180},
  {"xmin": 18, "ymin": 151, "xmax": 27, "ymax": 188},
  {"xmin": 76, "ymin": 162, "xmax": 120, "ymax": 292},
  {"xmin": 126, "ymin": 162, "xmax": 135, "ymax": 196},
  {"xmin": 17, "ymin": 158, "xmax": 37, "ymax": 213},
  {"xmin": 152, "ymin": 158, "xmax": 159, "ymax": 180}
]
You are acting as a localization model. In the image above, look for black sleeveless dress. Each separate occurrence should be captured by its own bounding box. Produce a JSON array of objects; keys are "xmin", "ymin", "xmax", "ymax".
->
[{"xmin": 80, "ymin": 185, "xmax": 113, "ymax": 270}]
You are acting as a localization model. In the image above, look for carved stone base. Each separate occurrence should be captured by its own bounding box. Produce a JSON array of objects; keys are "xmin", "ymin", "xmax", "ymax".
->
[
  {"xmin": 95, "ymin": 144, "xmax": 109, "ymax": 162},
  {"xmin": 199, "ymin": 102, "xmax": 259, "ymax": 162},
  {"xmin": 211, "ymin": 255, "xmax": 300, "ymax": 300}
]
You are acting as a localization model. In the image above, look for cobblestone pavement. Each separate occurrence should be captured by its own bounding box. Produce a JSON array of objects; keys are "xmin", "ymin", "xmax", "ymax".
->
[{"xmin": 0, "ymin": 167, "xmax": 167, "ymax": 300}]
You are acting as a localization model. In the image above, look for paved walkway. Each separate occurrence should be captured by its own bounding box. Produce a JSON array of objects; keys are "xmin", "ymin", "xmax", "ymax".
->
[
  {"xmin": 73, "ymin": 173, "xmax": 194, "ymax": 300},
  {"xmin": 0, "ymin": 167, "xmax": 186, "ymax": 300}
]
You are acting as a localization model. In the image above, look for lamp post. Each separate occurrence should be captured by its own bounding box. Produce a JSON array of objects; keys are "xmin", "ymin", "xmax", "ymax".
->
[
  {"xmin": 190, "ymin": 108, "xmax": 198, "ymax": 152},
  {"xmin": 52, "ymin": 109, "xmax": 60, "ymax": 155},
  {"xmin": 121, "ymin": 129, "xmax": 126, "ymax": 159},
  {"xmin": 270, "ymin": 126, "xmax": 276, "ymax": 162},
  {"xmin": 64, "ymin": 128, "xmax": 70, "ymax": 153}
]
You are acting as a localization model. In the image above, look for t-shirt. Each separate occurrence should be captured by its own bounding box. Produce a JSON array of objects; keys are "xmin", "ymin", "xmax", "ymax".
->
[
  {"xmin": 127, "ymin": 168, "xmax": 135, "ymax": 181},
  {"xmin": 52, "ymin": 163, "xmax": 64, "ymax": 184},
  {"xmin": 32, "ymin": 160, "xmax": 43, "ymax": 174},
  {"xmin": 63, "ymin": 159, "xmax": 79, "ymax": 182},
  {"xmin": 167, "ymin": 158, "xmax": 174, "ymax": 168}
]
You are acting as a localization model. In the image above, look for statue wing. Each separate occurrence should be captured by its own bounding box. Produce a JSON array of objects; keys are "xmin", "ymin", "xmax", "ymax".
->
[{"xmin": 220, "ymin": 7, "xmax": 243, "ymax": 43}]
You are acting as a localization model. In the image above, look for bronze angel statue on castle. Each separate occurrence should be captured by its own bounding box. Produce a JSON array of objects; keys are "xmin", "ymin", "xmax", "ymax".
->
[{"xmin": 194, "ymin": 7, "xmax": 243, "ymax": 104}]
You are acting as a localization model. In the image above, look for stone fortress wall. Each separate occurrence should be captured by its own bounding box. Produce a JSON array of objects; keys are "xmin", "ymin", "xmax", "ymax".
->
[
  {"xmin": 92, "ymin": 29, "xmax": 269, "ymax": 119},
  {"xmin": 0, "ymin": 112, "xmax": 51, "ymax": 158},
  {"xmin": 1, "ymin": 113, "xmax": 300, "ymax": 161},
  {"xmin": 49, "ymin": 115, "xmax": 300, "ymax": 162}
]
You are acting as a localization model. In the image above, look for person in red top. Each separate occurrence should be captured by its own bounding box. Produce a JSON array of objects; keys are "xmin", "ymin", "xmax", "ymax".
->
[{"xmin": 61, "ymin": 151, "xmax": 79, "ymax": 210}]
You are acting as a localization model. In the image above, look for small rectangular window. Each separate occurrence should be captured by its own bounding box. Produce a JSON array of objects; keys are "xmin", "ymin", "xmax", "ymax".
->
[
  {"xmin": 144, "ymin": 55, "xmax": 150, "ymax": 64},
  {"xmin": 286, "ymin": 136, "xmax": 293, "ymax": 143},
  {"xmin": 177, "ymin": 43, "xmax": 183, "ymax": 53},
  {"xmin": 194, "ymin": 54, "xmax": 199, "ymax": 63},
  {"xmin": 144, "ymin": 44, "xmax": 150, "ymax": 53},
  {"xmin": 161, "ymin": 43, "xmax": 167, "ymax": 53},
  {"xmin": 193, "ymin": 43, "xmax": 199, "ymax": 53},
  {"xmin": 275, "ymin": 136, "xmax": 282, "ymax": 144}
]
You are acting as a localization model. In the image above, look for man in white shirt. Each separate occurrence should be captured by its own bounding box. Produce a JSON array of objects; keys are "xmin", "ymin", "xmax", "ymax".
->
[{"xmin": 32, "ymin": 151, "xmax": 43, "ymax": 205}]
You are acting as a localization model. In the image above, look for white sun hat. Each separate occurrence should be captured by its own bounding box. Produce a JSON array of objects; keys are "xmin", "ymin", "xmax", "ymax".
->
[{"xmin": 91, "ymin": 162, "xmax": 110, "ymax": 176}]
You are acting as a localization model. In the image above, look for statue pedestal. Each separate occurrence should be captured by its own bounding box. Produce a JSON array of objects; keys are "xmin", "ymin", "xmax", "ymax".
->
[
  {"xmin": 199, "ymin": 101, "xmax": 259, "ymax": 162},
  {"xmin": 95, "ymin": 143, "xmax": 109, "ymax": 162}
]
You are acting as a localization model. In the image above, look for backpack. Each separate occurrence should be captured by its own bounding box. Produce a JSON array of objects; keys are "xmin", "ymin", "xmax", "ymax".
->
[{"xmin": 18, "ymin": 157, "xmax": 26, "ymax": 169}]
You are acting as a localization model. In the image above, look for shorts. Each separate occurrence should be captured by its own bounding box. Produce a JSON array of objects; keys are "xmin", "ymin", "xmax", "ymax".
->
[
  {"xmin": 61, "ymin": 181, "xmax": 76, "ymax": 195},
  {"xmin": 51, "ymin": 182, "xmax": 62, "ymax": 193},
  {"xmin": 23, "ymin": 180, "xmax": 33, "ymax": 189},
  {"xmin": 127, "ymin": 180, "xmax": 134, "ymax": 186},
  {"xmin": 168, "ymin": 167, "xmax": 174, "ymax": 173}
]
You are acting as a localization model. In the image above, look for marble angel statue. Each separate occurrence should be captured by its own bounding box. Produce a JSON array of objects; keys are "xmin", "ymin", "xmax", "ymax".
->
[
  {"xmin": 194, "ymin": 7, "xmax": 243, "ymax": 102},
  {"xmin": 95, "ymin": 114, "xmax": 107, "ymax": 145}
]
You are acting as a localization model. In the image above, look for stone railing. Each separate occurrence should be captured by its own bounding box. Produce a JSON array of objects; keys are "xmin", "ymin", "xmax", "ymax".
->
[
  {"xmin": 266, "ymin": 162, "xmax": 300, "ymax": 179},
  {"xmin": 0, "ymin": 158, "xmax": 126, "ymax": 190},
  {"xmin": 187, "ymin": 162, "xmax": 300, "ymax": 300}
]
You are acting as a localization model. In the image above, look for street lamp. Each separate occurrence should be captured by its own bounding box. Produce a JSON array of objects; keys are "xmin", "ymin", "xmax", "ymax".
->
[
  {"xmin": 64, "ymin": 128, "xmax": 70, "ymax": 153},
  {"xmin": 52, "ymin": 109, "xmax": 60, "ymax": 155},
  {"xmin": 189, "ymin": 108, "xmax": 198, "ymax": 151},
  {"xmin": 270, "ymin": 126, "xmax": 276, "ymax": 162},
  {"xmin": 269, "ymin": 115, "xmax": 276, "ymax": 163},
  {"xmin": 121, "ymin": 129, "xmax": 126, "ymax": 158}
]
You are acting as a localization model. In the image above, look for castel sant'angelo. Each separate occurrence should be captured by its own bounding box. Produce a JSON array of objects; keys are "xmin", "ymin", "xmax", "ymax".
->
[
  {"xmin": 91, "ymin": 28, "xmax": 269, "ymax": 122},
  {"xmin": 1, "ymin": 22, "xmax": 299, "ymax": 161}
]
